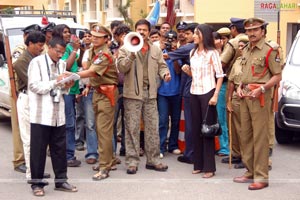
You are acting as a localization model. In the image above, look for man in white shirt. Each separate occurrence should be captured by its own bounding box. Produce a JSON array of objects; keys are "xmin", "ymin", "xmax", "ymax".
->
[{"xmin": 28, "ymin": 37, "xmax": 77, "ymax": 197}]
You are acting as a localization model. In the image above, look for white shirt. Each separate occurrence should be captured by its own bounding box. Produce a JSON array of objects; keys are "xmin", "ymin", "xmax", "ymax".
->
[
  {"xmin": 27, "ymin": 53, "xmax": 67, "ymax": 127},
  {"xmin": 190, "ymin": 49, "xmax": 224, "ymax": 95}
]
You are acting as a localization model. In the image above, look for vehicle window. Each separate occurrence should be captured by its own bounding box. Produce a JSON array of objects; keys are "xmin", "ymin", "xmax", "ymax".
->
[
  {"xmin": 290, "ymin": 36, "xmax": 300, "ymax": 66},
  {"xmin": 7, "ymin": 28, "xmax": 24, "ymax": 52}
]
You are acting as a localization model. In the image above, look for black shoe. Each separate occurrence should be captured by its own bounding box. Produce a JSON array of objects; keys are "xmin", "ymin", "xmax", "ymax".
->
[
  {"xmin": 67, "ymin": 159, "xmax": 81, "ymax": 167},
  {"xmin": 221, "ymin": 156, "xmax": 241, "ymax": 164},
  {"xmin": 76, "ymin": 144, "xmax": 85, "ymax": 151},
  {"xmin": 43, "ymin": 172, "xmax": 51, "ymax": 179},
  {"xmin": 269, "ymin": 148, "xmax": 273, "ymax": 157},
  {"xmin": 234, "ymin": 162, "xmax": 245, "ymax": 169},
  {"xmin": 177, "ymin": 156, "xmax": 193, "ymax": 164},
  {"xmin": 14, "ymin": 164, "xmax": 26, "ymax": 173},
  {"xmin": 119, "ymin": 150, "xmax": 125, "ymax": 156},
  {"xmin": 55, "ymin": 182, "xmax": 78, "ymax": 192}
]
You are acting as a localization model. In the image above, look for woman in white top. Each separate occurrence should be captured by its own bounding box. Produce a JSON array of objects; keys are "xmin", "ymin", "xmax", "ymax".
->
[{"xmin": 182, "ymin": 24, "xmax": 224, "ymax": 178}]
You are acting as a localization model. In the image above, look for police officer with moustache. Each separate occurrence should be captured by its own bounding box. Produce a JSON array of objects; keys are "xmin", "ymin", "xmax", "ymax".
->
[
  {"xmin": 77, "ymin": 24, "xmax": 119, "ymax": 181},
  {"xmin": 234, "ymin": 17, "xmax": 281, "ymax": 190}
]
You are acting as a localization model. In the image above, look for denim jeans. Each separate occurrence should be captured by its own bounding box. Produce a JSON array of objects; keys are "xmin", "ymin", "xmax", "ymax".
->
[
  {"xmin": 79, "ymin": 90, "xmax": 98, "ymax": 159},
  {"xmin": 113, "ymin": 86, "xmax": 125, "ymax": 154},
  {"xmin": 64, "ymin": 94, "xmax": 76, "ymax": 161},
  {"xmin": 216, "ymin": 82, "xmax": 229, "ymax": 155},
  {"xmin": 75, "ymin": 95, "xmax": 85, "ymax": 146},
  {"xmin": 158, "ymin": 94, "xmax": 181, "ymax": 153}
]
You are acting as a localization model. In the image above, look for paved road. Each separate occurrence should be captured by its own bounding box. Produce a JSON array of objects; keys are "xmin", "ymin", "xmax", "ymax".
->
[{"xmin": 0, "ymin": 114, "xmax": 300, "ymax": 200}]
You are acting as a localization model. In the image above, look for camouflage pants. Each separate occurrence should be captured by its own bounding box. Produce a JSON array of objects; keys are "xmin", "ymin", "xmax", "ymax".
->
[{"xmin": 124, "ymin": 91, "xmax": 160, "ymax": 167}]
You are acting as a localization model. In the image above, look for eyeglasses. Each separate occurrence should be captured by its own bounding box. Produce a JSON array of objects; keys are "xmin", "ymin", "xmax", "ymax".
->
[{"xmin": 53, "ymin": 48, "xmax": 64, "ymax": 56}]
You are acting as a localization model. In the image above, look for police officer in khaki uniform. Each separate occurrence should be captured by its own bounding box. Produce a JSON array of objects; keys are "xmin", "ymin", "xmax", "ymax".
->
[
  {"xmin": 220, "ymin": 17, "xmax": 247, "ymax": 163},
  {"xmin": 11, "ymin": 24, "xmax": 41, "ymax": 174},
  {"xmin": 12, "ymin": 24, "xmax": 42, "ymax": 63},
  {"xmin": 227, "ymin": 35, "xmax": 249, "ymax": 169},
  {"xmin": 77, "ymin": 24, "xmax": 119, "ymax": 181},
  {"xmin": 234, "ymin": 17, "xmax": 282, "ymax": 190}
]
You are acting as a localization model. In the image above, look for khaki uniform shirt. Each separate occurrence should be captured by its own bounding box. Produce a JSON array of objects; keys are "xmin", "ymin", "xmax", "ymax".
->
[
  {"xmin": 12, "ymin": 44, "xmax": 26, "ymax": 64},
  {"xmin": 87, "ymin": 45, "xmax": 118, "ymax": 87},
  {"xmin": 13, "ymin": 50, "xmax": 34, "ymax": 91},
  {"xmin": 240, "ymin": 38, "xmax": 281, "ymax": 85},
  {"xmin": 221, "ymin": 33, "xmax": 247, "ymax": 76}
]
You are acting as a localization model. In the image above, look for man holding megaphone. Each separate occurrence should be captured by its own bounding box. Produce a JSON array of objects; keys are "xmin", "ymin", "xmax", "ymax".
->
[{"xmin": 117, "ymin": 19, "xmax": 171, "ymax": 175}]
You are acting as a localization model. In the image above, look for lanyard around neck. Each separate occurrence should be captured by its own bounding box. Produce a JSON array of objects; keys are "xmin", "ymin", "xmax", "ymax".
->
[{"xmin": 45, "ymin": 54, "xmax": 60, "ymax": 81}]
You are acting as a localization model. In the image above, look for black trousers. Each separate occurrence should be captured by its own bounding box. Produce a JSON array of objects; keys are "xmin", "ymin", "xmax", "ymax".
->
[
  {"xmin": 190, "ymin": 89, "xmax": 216, "ymax": 172},
  {"xmin": 30, "ymin": 123, "xmax": 68, "ymax": 188}
]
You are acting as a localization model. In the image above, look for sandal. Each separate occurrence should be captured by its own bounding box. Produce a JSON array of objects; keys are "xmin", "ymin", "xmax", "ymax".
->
[
  {"xmin": 92, "ymin": 170, "xmax": 109, "ymax": 181},
  {"xmin": 202, "ymin": 172, "xmax": 215, "ymax": 178},
  {"xmin": 32, "ymin": 187, "xmax": 45, "ymax": 197},
  {"xmin": 192, "ymin": 170, "xmax": 201, "ymax": 174}
]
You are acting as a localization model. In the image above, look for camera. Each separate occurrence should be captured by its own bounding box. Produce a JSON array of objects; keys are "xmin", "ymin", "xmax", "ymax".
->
[
  {"xmin": 50, "ymin": 87, "xmax": 62, "ymax": 103},
  {"xmin": 164, "ymin": 30, "xmax": 177, "ymax": 51},
  {"xmin": 109, "ymin": 41, "xmax": 119, "ymax": 54}
]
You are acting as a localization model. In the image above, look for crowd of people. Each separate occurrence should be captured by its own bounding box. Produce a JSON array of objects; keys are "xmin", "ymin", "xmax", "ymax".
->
[{"xmin": 10, "ymin": 15, "xmax": 282, "ymax": 196}]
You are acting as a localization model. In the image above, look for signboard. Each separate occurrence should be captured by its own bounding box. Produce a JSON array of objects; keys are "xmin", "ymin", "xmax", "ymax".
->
[{"xmin": 255, "ymin": 0, "xmax": 298, "ymax": 22}]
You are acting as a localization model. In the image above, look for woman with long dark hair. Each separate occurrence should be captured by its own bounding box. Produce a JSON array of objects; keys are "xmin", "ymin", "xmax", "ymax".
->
[{"xmin": 182, "ymin": 24, "xmax": 224, "ymax": 178}]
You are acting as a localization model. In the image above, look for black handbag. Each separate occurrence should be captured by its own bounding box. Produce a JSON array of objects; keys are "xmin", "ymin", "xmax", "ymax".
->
[{"xmin": 201, "ymin": 105, "xmax": 222, "ymax": 138}]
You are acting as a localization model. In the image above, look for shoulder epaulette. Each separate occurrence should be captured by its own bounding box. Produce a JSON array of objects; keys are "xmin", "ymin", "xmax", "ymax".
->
[{"xmin": 266, "ymin": 40, "xmax": 280, "ymax": 50}]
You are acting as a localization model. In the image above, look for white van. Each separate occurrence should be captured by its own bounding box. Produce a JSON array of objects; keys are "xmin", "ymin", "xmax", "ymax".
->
[
  {"xmin": 0, "ymin": 11, "xmax": 87, "ymax": 116},
  {"xmin": 275, "ymin": 29, "xmax": 300, "ymax": 144}
]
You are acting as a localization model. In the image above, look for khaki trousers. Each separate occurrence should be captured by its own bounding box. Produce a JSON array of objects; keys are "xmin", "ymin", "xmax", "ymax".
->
[
  {"xmin": 93, "ymin": 89, "xmax": 118, "ymax": 171},
  {"xmin": 239, "ymin": 91, "xmax": 271, "ymax": 183}
]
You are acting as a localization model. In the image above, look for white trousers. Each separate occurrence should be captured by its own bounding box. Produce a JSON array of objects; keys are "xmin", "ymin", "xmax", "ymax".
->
[{"xmin": 17, "ymin": 92, "xmax": 31, "ymax": 179}]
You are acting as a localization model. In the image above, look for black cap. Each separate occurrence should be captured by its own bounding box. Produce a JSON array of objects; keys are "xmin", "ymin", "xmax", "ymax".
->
[
  {"xmin": 42, "ymin": 22, "xmax": 56, "ymax": 33},
  {"xmin": 229, "ymin": 17, "xmax": 245, "ymax": 29},
  {"xmin": 176, "ymin": 21, "xmax": 187, "ymax": 30},
  {"xmin": 21, "ymin": 24, "xmax": 41, "ymax": 34},
  {"xmin": 165, "ymin": 30, "xmax": 177, "ymax": 40}
]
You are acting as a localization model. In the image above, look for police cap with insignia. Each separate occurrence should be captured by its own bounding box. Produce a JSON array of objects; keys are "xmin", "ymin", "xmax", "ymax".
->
[
  {"xmin": 91, "ymin": 23, "xmax": 112, "ymax": 38},
  {"xmin": 229, "ymin": 17, "xmax": 245, "ymax": 29},
  {"xmin": 176, "ymin": 21, "xmax": 187, "ymax": 31},
  {"xmin": 42, "ymin": 22, "xmax": 56, "ymax": 33},
  {"xmin": 217, "ymin": 27, "xmax": 231, "ymax": 36},
  {"xmin": 21, "ymin": 24, "xmax": 42, "ymax": 34},
  {"xmin": 243, "ymin": 17, "xmax": 269, "ymax": 30}
]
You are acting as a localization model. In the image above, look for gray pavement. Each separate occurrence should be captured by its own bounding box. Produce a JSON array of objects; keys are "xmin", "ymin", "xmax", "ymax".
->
[{"xmin": 0, "ymin": 114, "xmax": 300, "ymax": 200}]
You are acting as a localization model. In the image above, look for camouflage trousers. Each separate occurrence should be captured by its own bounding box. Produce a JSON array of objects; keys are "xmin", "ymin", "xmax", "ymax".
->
[{"xmin": 124, "ymin": 91, "xmax": 160, "ymax": 167}]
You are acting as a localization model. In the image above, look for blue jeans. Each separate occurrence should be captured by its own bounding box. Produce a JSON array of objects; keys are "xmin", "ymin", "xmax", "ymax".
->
[
  {"xmin": 64, "ymin": 94, "xmax": 76, "ymax": 161},
  {"xmin": 80, "ymin": 90, "xmax": 98, "ymax": 159},
  {"xmin": 158, "ymin": 94, "xmax": 181, "ymax": 153},
  {"xmin": 216, "ymin": 82, "xmax": 229, "ymax": 155}
]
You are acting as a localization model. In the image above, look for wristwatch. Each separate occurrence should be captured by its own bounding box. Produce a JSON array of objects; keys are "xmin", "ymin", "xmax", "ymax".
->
[{"xmin": 260, "ymin": 85, "xmax": 266, "ymax": 93}]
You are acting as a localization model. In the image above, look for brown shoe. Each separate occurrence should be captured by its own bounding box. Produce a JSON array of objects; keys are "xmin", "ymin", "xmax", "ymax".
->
[
  {"xmin": 248, "ymin": 182, "xmax": 269, "ymax": 190},
  {"xmin": 233, "ymin": 175, "xmax": 253, "ymax": 183},
  {"xmin": 145, "ymin": 163, "xmax": 168, "ymax": 172},
  {"xmin": 86, "ymin": 158, "xmax": 97, "ymax": 164}
]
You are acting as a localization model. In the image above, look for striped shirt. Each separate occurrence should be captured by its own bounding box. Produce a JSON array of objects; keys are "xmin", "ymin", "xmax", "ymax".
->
[
  {"xmin": 27, "ymin": 53, "xmax": 67, "ymax": 127},
  {"xmin": 190, "ymin": 49, "xmax": 224, "ymax": 95}
]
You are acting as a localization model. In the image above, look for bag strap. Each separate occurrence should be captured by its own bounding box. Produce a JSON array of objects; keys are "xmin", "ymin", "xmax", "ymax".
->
[{"xmin": 202, "ymin": 105, "xmax": 210, "ymax": 124}]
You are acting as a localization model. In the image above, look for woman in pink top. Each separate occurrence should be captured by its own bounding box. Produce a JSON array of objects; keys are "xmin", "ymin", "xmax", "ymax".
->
[{"xmin": 182, "ymin": 24, "xmax": 224, "ymax": 178}]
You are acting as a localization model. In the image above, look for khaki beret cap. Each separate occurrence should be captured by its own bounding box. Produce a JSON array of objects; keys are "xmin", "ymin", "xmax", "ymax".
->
[
  {"xmin": 244, "ymin": 17, "xmax": 268, "ymax": 30},
  {"xmin": 238, "ymin": 35, "xmax": 249, "ymax": 43},
  {"xmin": 91, "ymin": 23, "xmax": 111, "ymax": 38},
  {"xmin": 217, "ymin": 27, "xmax": 231, "ymax": 36}
]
